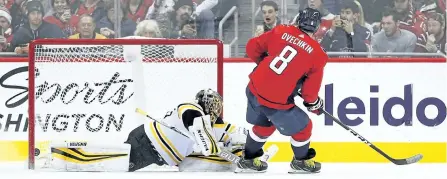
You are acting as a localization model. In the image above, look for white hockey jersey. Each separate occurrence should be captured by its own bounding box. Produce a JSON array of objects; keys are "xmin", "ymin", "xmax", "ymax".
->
[{"xmin": 143, "ymin": 102, "xmax": 241, "ymax": 166}]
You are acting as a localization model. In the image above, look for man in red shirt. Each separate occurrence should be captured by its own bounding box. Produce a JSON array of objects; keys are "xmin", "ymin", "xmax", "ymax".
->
[
  {"xmin": 393, "ymin": 0, "xmax": 428, "ymax": 52},
  {"xmin": 236, "ymin": 8, "xmax": 327, "ymax": 174},
  {"xmin": 291, "ymin": 0, "xmax": 335, "ymax": 43}
]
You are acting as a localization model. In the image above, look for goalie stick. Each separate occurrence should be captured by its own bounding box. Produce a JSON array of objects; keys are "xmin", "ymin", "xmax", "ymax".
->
[
  {"xmin": 298, "ymin": 93, "xmax": 423, "ymax": 165},
  {"xmin": 135, "ymin": 108, "xmax": 242, "ymax": 164}
]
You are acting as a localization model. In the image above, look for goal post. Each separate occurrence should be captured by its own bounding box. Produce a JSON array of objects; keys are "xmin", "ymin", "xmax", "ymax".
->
[{"xmin": 28, "ymin": 39, "xmax": 224, "ymax": 170}]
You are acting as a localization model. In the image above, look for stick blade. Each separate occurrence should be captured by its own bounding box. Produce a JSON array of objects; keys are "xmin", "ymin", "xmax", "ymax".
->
[
  {"xmin": 135, "ymin": 108, "xmax": 147, "ymax": 115},
  {"xmin": 392, "ymin": 154, "xmax": 423, "ymax": 165}
]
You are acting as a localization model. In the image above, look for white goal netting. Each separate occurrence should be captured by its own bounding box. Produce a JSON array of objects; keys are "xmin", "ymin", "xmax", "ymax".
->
[{"xmin": 28, "ymin": 39, "xmax": 223, "ymax": 170}]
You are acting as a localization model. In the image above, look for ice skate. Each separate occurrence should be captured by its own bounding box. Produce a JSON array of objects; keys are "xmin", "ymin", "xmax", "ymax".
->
[
  {"xmin": 234, "ymin": 156, "xmax": 268, "ymax": 173},
  {"xmin": 235, "ymin": 150, "xmax": 268, "ymax": 173},
  {"xmin": 288, "ymin": 148, "xmax": 321, "ymax": 174}
]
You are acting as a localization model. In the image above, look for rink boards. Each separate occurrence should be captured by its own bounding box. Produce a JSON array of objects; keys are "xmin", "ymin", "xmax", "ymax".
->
[{"xmin": 0, "ymin": 57, "xmax": 446, "ymax": 164}]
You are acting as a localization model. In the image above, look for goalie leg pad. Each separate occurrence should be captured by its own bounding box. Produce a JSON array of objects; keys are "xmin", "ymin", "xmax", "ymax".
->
[
  {"xmin": 126, "ymin": 125, "xmax": 168, "ymax": 172},
  {"xmin": 40, "ymin": 141, "xmax": 131, "ymax": 172}
]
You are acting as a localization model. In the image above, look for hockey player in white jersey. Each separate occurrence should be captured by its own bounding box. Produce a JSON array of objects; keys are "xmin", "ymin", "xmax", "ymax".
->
[
  {"xmin": 34, "ymin": 89, "xmax": 263, "ymax": 172},
  {"xmin": 126, "ymin": 88, "xmax": 247, "ymax": 172}
]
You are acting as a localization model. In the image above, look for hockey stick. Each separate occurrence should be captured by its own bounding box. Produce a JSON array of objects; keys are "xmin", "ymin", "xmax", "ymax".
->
[
  {"xmin": 320, "ymin": 109, "xmax": 422, "ymax": 165},
  {"xmin": 298, "ymin": 94, "xmax": 423, "ymax": 165},
  {"xmin": 135, "ymin": 108, "xmax": 242, "ymax": 164}
]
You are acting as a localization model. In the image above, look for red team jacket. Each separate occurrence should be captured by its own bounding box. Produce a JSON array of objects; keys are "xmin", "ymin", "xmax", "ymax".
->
[
  {"xmin": 124, "ymin": 0, "xmax": 153, "ymax": 23},
  {"xmin": 44, "ymin": 15, "xmax": 80, "ymax": 36},
  {"xmin": 313, "ymin": 16, "xmax": 334, "ymax": 43},
  {"xmin": 399, "ymin": 11, "xmax": 428, "ymax": 52},
  {"xmin": 246, "ymin": 25, "xmax": 328, "ymax": 110}
]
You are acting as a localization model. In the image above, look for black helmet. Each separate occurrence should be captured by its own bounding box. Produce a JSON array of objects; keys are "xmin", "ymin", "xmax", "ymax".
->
[
  {"xmin": 296, "ymin": 7, "xmax": 322, "ymax": 34},
  {"xmin": 195, "ymin": 89, "xmax": 223, "ymax": 123}
]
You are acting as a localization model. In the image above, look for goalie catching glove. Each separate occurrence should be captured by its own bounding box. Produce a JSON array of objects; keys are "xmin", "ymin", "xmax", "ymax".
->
[{"xmin": 190, "ymin": 115, "xmax": 220, "ymax": 156}]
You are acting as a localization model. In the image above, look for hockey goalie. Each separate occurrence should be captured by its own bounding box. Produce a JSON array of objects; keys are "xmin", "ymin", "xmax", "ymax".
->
[
  {"xmin": 127, "ymin": 88, "xmax": 247, "ymax": 172},
  {"xmin": 36, "ymin": 89, "xmax": 255, "ymax": 172}
]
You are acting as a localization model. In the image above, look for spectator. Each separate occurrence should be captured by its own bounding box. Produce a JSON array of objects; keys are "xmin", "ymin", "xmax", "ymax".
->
[
  {"xmin": 123, "ymin": 0, "xmax": 153, "ymax": 23},
  {"xmin": 145, "ymin": 0, "xmax": 217, "ymax": 19},
  {"xmin": 72, "ymin": 0, "xmax": 106, "ymax": 23},
  {"xmin": 371, "ymin": 9, "xmax": 417, "ymax": 53},
  {"xmin": 322, "ymin": 0, "xmax": 343, "ymax": 14},
  {"xmin": 0, "ymin": 7, "xmax": 12, "ymax": 51},
  {"xmin": 40, "ymin": 0, "xmax": 52, "ymax": 15},
  {"xmin": 351, "ymin": 0, "xmax": 374, "ymax": 34},
  {"xmin": 419, "ymin": 0, "xmax": 446, "ymax": 14},
  {"xmin": 292, "ymin": 0, "xmax": 335, "ymax": 43},
  {"xmin": 254, "ymin": 1, "xmax": 280, "ymax": 37},
  {"xmin": 298, "ymin": 0, "xmax": 343, "ymax": 15},
  {"xmin": 10, "ymin": 0, "xmax": 28, "ymax": 33},
  {"xmin": 134, "ymin": 19, "xmax": 162, "ymax": 38},
  {"xmin": 393, "ymin": 0, "xmax": 428, "ymax": 52},
  {"xmin": 0, "ymin": 0, "xmax": 6, "ymax": 7},
  {"xmin": 150, "ymin": 0, "xmax": 215, "ymax": 39},
  {"xmin": 193, "ymin": 0, "xmax": 217, "ymax": 17},
  {"xmin": 10, "ymin": 0, "xmax": 65, "ymax": 54},
  {"xmin": 356, "ymin": 0, "xmax": 393, "ymax": 34},
  {"xmin": 69, "ymin": 14, "xmax": 106, "ymax": 39},
  {"xmin": 425, "ymin": 12, "xmax": 446, "ymax": 54},
  {"xmin": 321, "ymin": 1, "xmax": 371, "ymax": 53},
  {"xmin": 44, "ymin": 0, "xmax": 80, "ymax": 36},
  {"xmin": 4, "ymin": 0, "xmax": 14, "ymax": 8},
  {"xmin": 96, "ymin": 1, "xmax": 136, "ymax": 38}
]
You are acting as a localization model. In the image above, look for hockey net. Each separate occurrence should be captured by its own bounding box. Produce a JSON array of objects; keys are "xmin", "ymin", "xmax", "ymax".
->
[{"xmin": 28, "ymin": 39, "xmax": 223, "ymax": 171}]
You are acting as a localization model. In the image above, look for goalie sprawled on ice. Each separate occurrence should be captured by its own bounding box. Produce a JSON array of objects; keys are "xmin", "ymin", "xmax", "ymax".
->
[
  {"xmin": 127, "ymin": 89, "xmax": 248, "ymax": 172},
  {"xmin": 38, "ymin": 89, "xmax": 252, "ymax": 172}
]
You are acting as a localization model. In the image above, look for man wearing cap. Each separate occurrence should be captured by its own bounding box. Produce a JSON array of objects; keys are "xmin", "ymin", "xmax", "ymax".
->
[
  {"xmin": 153, "ymin": 0, "xmax": 215, "ymax": 39},
  {"xmin": 10, "ymin": 0, "xmax": 65, "ymax": 54}
]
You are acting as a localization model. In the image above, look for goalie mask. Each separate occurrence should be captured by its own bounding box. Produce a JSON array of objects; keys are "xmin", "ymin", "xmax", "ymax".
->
[{"xmin": 195, "ymin": 89, "xmax": 223, "ymax": 124}]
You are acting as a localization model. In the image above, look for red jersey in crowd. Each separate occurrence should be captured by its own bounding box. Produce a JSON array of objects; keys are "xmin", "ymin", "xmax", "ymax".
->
[
  {"xmin": 398, "ymin": 10, "xmax": 428, "ymax": 52},
  {"xmin": 44, "ymin": 15, "xmax": 80, "ymax": 36},
  {"xmin": 125, "ymin": 0, "xmax": 153, "ymax": 23}
]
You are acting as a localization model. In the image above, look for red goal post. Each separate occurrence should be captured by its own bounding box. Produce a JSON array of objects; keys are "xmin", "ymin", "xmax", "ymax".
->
[{"xmin": 28, "ymin": 39, "xmax": 224, "ymax": 170}]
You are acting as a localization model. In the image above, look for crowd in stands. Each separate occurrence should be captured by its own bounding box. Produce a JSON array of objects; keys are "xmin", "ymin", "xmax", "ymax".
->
[
  {"xmin": 0, "ymin": 0, "xmax": 445, "ymax": 56},
  {"xmin": 256, "ymin": 0, "xmax": 446, "ymax": 55},
  {"xmin": 1, "ymin": 0, "xmax": 223, "ymax": 54}
]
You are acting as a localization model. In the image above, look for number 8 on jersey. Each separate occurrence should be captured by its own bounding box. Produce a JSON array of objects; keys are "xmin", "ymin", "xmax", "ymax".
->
[{"xmin": 269, "ymin": 46, "xmax": 298, "ymax": 74}]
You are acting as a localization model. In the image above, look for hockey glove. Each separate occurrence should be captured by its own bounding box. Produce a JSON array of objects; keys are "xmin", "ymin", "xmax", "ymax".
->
[
  {"xmin": 303, "ymin": 97, "xmax": 324, "ymax": 115},
  {"xmin": 228, "ymin": 126, "xmax": 249, "ymax": 145}
]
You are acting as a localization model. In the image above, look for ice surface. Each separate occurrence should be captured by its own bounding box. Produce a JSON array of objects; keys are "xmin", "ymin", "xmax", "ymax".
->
[{"xmin": 1, "ymin": 162, "xmax": 446, "ymax": 179}]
